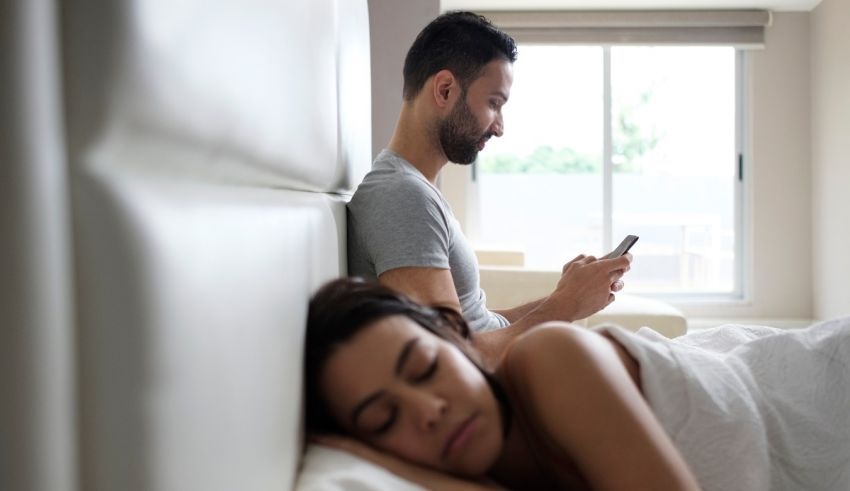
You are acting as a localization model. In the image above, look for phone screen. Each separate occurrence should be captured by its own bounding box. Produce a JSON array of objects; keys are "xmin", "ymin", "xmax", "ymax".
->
[{"xmin": 606, "ymin": 235, "xmax": 639, "ymax": 258}]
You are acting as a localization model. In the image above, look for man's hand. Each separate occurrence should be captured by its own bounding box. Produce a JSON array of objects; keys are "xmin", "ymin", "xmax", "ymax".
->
[
  {"xmin": 544, "ymin": 253, "xmax": 632, "ymax": 322},
  {"xmin": 475, "ymin": 253, "xmax": 631, "ymax": 366}
]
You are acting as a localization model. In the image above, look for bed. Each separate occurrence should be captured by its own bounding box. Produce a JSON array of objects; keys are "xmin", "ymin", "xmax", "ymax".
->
[{"xmin": 2, "ymin": 1, "xmax": 688, "ymax": 489}]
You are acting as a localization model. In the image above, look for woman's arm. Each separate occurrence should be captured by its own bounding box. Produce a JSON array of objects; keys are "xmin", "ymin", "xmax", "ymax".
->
[{"xmin": 502, "ymin": 323, "xmax": 701, "ymax": 491}]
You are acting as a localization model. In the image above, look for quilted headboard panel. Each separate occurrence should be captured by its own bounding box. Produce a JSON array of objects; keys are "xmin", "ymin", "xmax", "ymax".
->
[
  {"xmin": 1, "ymin": 0, "xmax": 369, "ymax": 490},
  {"xmin": 65, "ymin": 0, "xmax": 370, "ymax": 489},
  {"xmin": 74, "ymin": 162, "xmax": 346, "ymax": 490},
  {"xmin": 63, "ymin": 0, "xmax": 371, "ymax": 191}
]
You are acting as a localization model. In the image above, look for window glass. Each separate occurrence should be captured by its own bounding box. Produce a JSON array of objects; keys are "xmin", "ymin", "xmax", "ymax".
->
[
  {"xmin": 473, "ymin": 45, "xmax": 739, "ymax": 294},
  {"xmin": 612, "ymin": 47, "xmax": 736, "ymax": 293},
  {"xmin": 476, "ymin": 46, "xmax": 603, "ymax": 265}
]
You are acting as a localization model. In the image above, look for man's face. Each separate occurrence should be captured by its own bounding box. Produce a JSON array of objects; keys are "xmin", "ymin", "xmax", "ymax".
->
[{"xmin": 439, "ymin": 59, "xmax": 513, "ymax": 165}]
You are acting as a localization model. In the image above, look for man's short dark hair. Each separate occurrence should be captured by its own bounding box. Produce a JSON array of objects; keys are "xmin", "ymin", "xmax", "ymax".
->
[{"xmin": 402, "ymin": 11, "xmax": 518, "ymax": 101}]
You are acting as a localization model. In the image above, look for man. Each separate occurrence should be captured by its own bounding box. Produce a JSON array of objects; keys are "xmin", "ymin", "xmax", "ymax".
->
[{"xmin": 348, "ymin": 11, "xmax": 631, "ymax": 363}]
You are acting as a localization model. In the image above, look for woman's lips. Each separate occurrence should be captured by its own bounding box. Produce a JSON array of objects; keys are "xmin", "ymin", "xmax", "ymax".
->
[{"xmin": 442, "ymin": 413, "xmax": 479, "ymax": 459}]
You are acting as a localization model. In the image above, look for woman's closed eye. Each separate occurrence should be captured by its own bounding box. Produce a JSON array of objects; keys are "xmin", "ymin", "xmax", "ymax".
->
[
  {"xmin": 372, "ymin": 406, "xmax": 398, "ymax": 435},
  {"xmin": 413, "ymin": 358, "xmax": 439, "ymax": 383},
  {"xmin": 369, "ymin": 360, "xmax": 438, "ymax": 435}
]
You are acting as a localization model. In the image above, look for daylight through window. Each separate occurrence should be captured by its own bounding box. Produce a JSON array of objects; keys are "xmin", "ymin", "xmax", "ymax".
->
[{"xmin": 471, "ymin": 45, "xmax": 742, "ymax": 295}]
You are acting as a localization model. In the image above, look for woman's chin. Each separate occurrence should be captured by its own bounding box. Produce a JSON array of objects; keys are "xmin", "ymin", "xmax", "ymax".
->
[{"xmin": 444, "ymin": 431, "xmax": 503, "ymax": 477}]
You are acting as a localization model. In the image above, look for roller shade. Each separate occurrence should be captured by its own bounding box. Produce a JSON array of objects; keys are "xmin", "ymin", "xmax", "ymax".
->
[{"xmin": 478, "ymin": 10, "xmax": 772, "ymax": 48}]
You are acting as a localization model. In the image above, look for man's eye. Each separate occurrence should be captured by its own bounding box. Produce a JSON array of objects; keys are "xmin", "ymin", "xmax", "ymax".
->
[
  {"xmin": 373, "ymin": 406, "xmax": 397, "ymax": 435},
  {"xmin": 413, "ymin": 359, "xmax": 438, "ymax": 383}
]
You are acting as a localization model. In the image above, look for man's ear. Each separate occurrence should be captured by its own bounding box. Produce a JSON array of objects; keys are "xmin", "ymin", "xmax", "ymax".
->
[{"xmin": 431, "ymin": 69, "xmax": 458, "ymax": 109}]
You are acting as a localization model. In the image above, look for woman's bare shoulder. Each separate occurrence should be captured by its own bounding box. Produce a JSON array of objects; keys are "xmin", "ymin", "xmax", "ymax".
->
[
  {"xmin": 496, "ymin": 326, "xmax": 700, "ymax": 490},
  {"xmin": 501, "ymin": 322, "xmax": 604, "ymax": 374}
]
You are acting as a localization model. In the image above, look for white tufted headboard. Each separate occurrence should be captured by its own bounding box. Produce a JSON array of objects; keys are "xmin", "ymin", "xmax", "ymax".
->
[{"xmin": 2, "ymin": 0, "xmax": 370, "ymax": 490}]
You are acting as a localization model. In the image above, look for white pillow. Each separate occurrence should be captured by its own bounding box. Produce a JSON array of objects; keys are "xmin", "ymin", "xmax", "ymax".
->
[{"xmin": 295, "ymin": 445, "xmax": 425, "ymax": 491}]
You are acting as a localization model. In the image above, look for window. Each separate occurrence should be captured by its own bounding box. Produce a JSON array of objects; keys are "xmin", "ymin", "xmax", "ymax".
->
[{"xmin": 466, "ymin": 44, "xmax": 744, "ymax": 296}]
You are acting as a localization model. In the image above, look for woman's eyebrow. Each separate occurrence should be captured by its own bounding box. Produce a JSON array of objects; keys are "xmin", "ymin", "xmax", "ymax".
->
[
  {"xmin": 395, "ymin": 337, "xmax": 419, "ymax": 375},
  {"xmin": 350, "ymin": 337, "xmax": 419, "ymax": 427}
]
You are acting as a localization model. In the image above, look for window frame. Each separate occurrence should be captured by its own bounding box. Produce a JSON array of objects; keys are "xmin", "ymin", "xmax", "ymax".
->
[{"xmin": 444, "ymin": 45, "xmax": 750, "ymax": 303}]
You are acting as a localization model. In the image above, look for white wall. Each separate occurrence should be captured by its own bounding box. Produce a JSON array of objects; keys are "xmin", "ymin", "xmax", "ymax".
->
[
  {"xmin": 368, "ymin": 0, "xmax": 440, "ymax": 159},
  {"xmin": 811, "ymin": 0, "xmax": 850, "ymax": 320},
  {"xmin": 691, "ymin": 12, "xmax": 813, "ymax": 319}
]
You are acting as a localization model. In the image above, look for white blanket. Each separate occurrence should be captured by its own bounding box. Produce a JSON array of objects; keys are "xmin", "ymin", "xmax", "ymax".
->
[{"xmin": 600, "ymin": 317, "xmax": 850, "ymax": 491}]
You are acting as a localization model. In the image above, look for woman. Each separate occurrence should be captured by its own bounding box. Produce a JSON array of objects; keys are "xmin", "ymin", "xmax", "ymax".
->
[{"xmin": 304, "ymin": 277, "xmax": 850, "ymax": 491}]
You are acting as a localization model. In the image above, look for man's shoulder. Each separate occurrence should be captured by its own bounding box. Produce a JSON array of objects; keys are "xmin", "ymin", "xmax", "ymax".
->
[
  {"xmin": 350, "ymin": 156, "xmax": 442, "ymax": 210},
  {"xmin": 357, "ymin": 166, "xmax": 433, "ymax": 194}
]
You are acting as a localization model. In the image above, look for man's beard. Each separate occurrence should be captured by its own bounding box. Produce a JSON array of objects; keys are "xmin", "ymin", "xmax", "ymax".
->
[{"xmin": 438, "ymin": 95, "xmax": 488, "ymax": 165}]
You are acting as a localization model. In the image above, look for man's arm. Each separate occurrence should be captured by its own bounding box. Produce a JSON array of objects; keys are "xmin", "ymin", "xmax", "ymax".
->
[
  {"xmin": 493, "ymin": 283, "xmax": 625, "ymax": 324},
  {"xmin": 520, "ymin": 254, "xmax": 632, "ymax": 325},
  {"xmin": 492, "ymin": 299, "xmax": 546, "ymax": 323},
  {"xmin": 377, "ymin": 255, "xmax": 626, "ymax": 326},
  {"xmin": 377, "ymin": 254, "xmax": 631, "ymax": 367},
  {"xmin": 475, "ymin": 254, "xmax": 631, "ymax": 364},
  {"xmin": 375, "ymin": 267, "xmax": 514, "ymax": 368},
  {"xmin": 378, "ymin": 266, "xmax": 517, "ymax": 367},
  {"xmin": 378, "ymin": 266, "xmax": 461, "ymax": 312},
  {"xmin": 493, "ymin": 254, "xmax": 632, "ymax": 324}
]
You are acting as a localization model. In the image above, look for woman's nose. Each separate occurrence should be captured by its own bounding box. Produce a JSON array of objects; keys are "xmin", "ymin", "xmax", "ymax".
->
[{"xmin": 411, "ymin": 392, "xmax": 448, "ymax": 432}]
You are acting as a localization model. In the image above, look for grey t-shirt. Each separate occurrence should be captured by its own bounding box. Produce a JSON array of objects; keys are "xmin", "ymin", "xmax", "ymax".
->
[{"xmin": 347, "ymin": 149, "xmax": 509, "ymax": 332}]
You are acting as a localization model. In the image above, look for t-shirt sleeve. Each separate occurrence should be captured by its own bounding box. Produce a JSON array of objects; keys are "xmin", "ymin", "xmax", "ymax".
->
[{"xmin": 350, "ymin": 176, "xmax": 452, "ymax": 276}]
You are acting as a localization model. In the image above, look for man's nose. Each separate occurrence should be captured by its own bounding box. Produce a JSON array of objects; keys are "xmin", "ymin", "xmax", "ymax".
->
[{"xmin": 490, "ymin": 115, "xmax": 504, "ymax": 137}]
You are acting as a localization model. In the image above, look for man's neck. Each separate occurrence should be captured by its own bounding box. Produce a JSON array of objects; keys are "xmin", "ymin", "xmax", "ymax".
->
[{"xmin": 387, "ymin": 104, "xmax": 448, "ymax": 184}]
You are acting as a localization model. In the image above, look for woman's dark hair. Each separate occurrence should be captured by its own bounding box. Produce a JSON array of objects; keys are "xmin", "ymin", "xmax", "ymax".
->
[
  {"xmin": 303, "ymin": 277, "xmax": 510, "ymax": 436},
  {"xmin": 402, "ymin": 11, "xmax": 518, "ymax": 101}
]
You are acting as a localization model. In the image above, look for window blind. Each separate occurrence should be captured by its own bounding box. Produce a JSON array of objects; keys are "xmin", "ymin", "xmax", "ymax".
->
[{"xmin": 477, "ymin": 10, "xmax": 772, "ymax": 48}]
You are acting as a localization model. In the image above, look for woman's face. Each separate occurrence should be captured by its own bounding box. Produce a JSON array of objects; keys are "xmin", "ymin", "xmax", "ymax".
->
[{"xmin": 319, "ymin": 314, "xmax": 504, "ymax": 476}]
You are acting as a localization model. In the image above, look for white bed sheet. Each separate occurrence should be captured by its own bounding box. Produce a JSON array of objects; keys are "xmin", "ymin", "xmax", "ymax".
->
[{"xmin": 297, "ymin": 317, "xmax": 850, "ymax": 490}]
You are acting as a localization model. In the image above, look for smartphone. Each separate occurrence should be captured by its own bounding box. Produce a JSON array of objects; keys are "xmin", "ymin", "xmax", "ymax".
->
[{"xmin": 604, "ymin": 235, "xmax": 639, "ymax": 259}]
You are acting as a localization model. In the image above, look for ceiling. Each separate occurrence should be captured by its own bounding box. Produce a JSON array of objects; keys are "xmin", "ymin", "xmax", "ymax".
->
[{"xmin": 442, "ymin": 0, "xmax": 823, "ymax": 11}]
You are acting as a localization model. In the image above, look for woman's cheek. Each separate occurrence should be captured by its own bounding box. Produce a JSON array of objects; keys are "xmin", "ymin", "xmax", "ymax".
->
[{"xmin": 393, "ymin": 431, "xmax": 440, "ymax": 468}]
